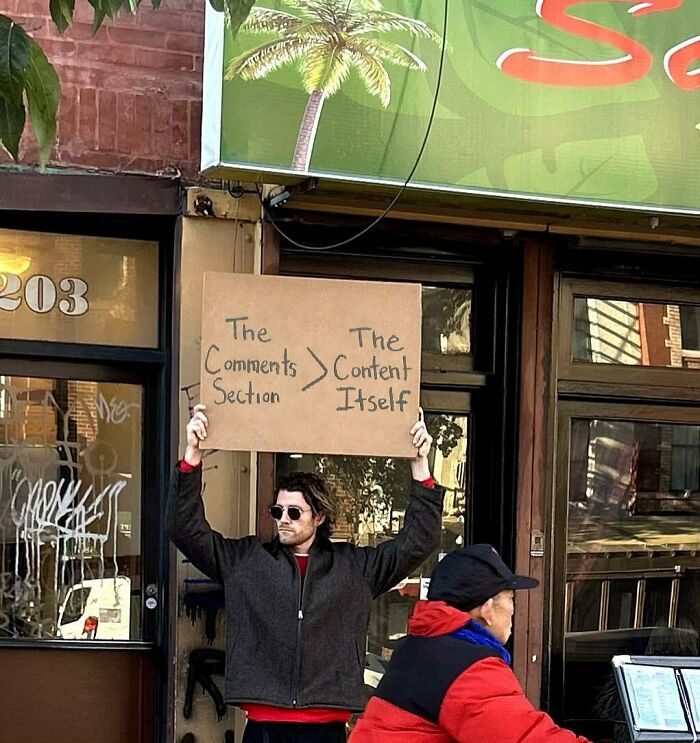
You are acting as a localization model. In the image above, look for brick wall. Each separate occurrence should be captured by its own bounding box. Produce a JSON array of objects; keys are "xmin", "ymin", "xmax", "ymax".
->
[{"xmin": 4, "ymin": 0, "xmax": 203, "ymax": 177}]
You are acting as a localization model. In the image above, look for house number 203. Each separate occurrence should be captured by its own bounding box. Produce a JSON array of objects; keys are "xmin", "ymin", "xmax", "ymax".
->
[{"xmin": 0, "ymin": 273, "xmax": 89, "ymax": 316}]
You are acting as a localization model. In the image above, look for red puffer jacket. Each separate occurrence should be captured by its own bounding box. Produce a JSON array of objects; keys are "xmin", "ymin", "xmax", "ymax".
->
[{"xmin": 350, "ymin": 601, "xmax": 591, "ymax": 743}]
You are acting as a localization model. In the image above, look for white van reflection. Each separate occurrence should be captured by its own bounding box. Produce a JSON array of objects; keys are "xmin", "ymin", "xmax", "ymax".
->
[
  {"xmin": 364, "ymin": 652, "xmax": 389, "ymax": 691},
  {"xmin": 57, "ymin": 576, "xmax": 131, "ymax": 640}
]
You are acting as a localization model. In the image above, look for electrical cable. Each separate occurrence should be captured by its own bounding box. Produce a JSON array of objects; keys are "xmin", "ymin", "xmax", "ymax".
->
[{"xmin": 259, "ymin": 0, "xmax": 450, "ymax": 251}]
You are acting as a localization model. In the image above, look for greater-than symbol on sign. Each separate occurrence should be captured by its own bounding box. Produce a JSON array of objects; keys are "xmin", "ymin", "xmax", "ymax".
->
[{"xmin": 302, "ymin": 347, "xmax": 328, "ymax": 391}]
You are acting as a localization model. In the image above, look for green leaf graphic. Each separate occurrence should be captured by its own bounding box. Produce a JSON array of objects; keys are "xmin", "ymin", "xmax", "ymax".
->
[
  {"xmin": 0, "ymin": 90, "xmax": 25, "ymax": 159},
  {"xmin": 504, "ymin": 135, "xmax": 657, "ymax": 202}
]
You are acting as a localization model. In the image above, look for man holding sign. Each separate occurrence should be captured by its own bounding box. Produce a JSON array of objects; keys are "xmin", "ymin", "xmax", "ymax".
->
[{"xmin": 168, "ymin": 405, "xmax": 444, "ymax": 743}]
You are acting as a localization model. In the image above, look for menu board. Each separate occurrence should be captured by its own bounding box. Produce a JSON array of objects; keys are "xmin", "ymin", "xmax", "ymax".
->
[{"xmin": 613, "ymin": 656, "xmax": 700, "ymax": 742}]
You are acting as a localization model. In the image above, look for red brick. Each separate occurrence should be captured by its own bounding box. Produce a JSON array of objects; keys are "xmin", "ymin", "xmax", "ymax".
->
[
  {"xmin": 14, "ymin": 16, "xmax": 47, "ymax": 34},
  {"xmin": 72, "ymin": 2, "xmax": 98, "ymax": 24},
  {"xmin": 98, "ymin": 90, "xmax": 117, "ymax": 151},
  {"xmin": 166, "ymin": 31, "xmax": 203, "ymax": 55},
  {"xmin": 107, "ymin": 25, "xmax": 167, "ymax": 49},
  {"xmin": 66, "ymin": 150, "xmax": 133, "ymax": 170},
  {"xmin": 152, "ymin": 95, "xmax": 172, "ymax": 155},
  {"xmin": 171, "ymin": 99, "xmax": 188, "ymax": 160},
  {"xmin": 31, "ymin": 37, "xmax": 76, "ymax": 62},
  {"xmin": 133, "ymin": 47, "xmax": 195, "ymax": 72},
  {"xmin": 134, "ymin": 95, "xmax": 154, "ymax": 156},
  {"xmin": 0, "ymin": 0, "xmax": 204, "ymax": 175},
  {"xmin": 57, "ymin": 83, "xmax": 78, "ymax": 149},
  {"xmin": 129, "ymin": 5, "xmax": 204, "ymax": 33},
  {"xmin": 65, "ymin": 22, "xmax": 107, "ymax": 42},
  {"xmin": 78, "ymin": 88, "xmax": 97, "ymax": 149},
  {"xmin": 117, "ymin": 92, "xmax": 136, "ymax": 153},
  {"xmin": 119, "ymin": 156, "xmax": 169, "ymax": 172},
  {"xmin": 189, "ymin": 99, "xmax": 201, "ymax": 163},
  {"xmin": 76, "ymin": 41, "xmax": 137, "ymax": 65}
]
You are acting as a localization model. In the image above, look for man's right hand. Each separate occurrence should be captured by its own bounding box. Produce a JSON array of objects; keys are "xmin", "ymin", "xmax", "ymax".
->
[{"xmin": 184, "ymin": 403, "xmax": 208, "ymax": 467}]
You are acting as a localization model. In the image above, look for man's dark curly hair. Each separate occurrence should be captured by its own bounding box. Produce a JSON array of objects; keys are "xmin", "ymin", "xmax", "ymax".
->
[{"xmin": 275, "ymin": 472, "xmax": 336, "ymax": 541}]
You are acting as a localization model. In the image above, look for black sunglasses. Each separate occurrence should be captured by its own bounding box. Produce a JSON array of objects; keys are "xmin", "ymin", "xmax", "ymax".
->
[{"xmin": 269, "ymin": 505, "xmax": 313, "ymax": 521}]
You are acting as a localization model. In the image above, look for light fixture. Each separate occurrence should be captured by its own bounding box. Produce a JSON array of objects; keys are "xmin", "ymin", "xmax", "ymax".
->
[
  {"xmin": 0, "ymin": 252, "xmax": 32, "ymax": 274},
  {"xmin": 289, "ymin": 454, "xmax": 303, "ymax": 459}
]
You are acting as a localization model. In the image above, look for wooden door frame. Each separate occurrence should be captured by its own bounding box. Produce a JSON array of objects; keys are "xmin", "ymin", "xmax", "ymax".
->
[{"xmin": 513, "ymin": 238, "xmax": 556, "ymax": 706}]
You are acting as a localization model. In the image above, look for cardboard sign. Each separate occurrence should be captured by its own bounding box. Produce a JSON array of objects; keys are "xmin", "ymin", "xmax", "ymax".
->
[{"xmin": 200, "ymin": 273, "xmax": 421, "ymax": 456}]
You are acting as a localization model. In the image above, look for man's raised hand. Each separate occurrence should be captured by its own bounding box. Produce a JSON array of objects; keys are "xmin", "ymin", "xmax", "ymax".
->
[
  {"xmin": 409, "ymin": 407, "xmax": 433, "ymax": 481},
  {"xmin": 184, "ymin": 403, "xmax": 208, "ymax": 467}
]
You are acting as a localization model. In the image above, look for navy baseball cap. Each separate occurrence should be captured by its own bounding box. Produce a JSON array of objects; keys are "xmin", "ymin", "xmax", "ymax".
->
[{"xmin": 427, "ymin": 544, "xmax": 539, "ymax": 611}]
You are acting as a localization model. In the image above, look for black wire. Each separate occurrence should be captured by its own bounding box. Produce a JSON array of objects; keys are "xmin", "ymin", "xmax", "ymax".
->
[{"xmin": 259, "ymin": 0, "xmax": 450, "ymax": 251}]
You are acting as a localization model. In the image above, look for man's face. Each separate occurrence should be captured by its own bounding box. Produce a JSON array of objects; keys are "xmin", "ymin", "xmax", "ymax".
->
[
  {"xmin": 274, "ymin": 489, "xmax": 325, "ymax": 550},
  {"xmin": 489, "ymin": 590, "xmax": 515, "ymax": 644}
]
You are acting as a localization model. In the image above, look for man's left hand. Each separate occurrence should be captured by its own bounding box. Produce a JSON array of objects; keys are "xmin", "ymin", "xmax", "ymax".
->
[{"xmin": 409, "ymin": 408, "xmax": 433, "ymax": 480}]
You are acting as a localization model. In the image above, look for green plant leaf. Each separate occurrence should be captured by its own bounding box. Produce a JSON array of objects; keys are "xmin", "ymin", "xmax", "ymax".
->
[
  {"xmin": 0, "ymin": 90, "xmax": 25, "ymax": 159},
  {"xmin": 25, "ymin": 38, "xmax": 60, "ymax": 165},
  {"xmin": 224, "ymin": 0, "xmax": 256, "ymax": 38},
  {"xmin": 49, "ymin": 0, "xmax": 76, "ymax": 34},
  {"xmin": 107, "ymin": 0, "xmax": 125, "ymax": 17},
  {"xmin": 86, "ymin": 0, "xmax": 128, "ymax": 32},
  {"xmin": 0, "ymin": 15, "xmax": 32, "ymax": 101},
  {"xmin": 209, "ymin": 0, "xmax": 225, "ymax": 12},
  {"xmin": 86, "ymin": 0, "xmax": 108, "ymax": 32}
]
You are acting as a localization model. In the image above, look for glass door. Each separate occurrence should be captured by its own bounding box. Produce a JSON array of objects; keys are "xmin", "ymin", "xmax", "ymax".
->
[
  {"xmin": 557, "ymin": 405, "xmax": 700, "ymax": 740},
  {"xmin": 552, "ymin": 278, "xmax": 700, "ymax": 740},
  {"xmin": 0, "ymin": 373, "xmax": 146, "ymax": 641}
]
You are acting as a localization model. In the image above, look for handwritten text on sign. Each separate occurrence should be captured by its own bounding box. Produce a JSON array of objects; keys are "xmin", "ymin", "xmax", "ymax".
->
[{"xmin": 199, "ymin": 273, "xmax": 421, "ymax": 457}]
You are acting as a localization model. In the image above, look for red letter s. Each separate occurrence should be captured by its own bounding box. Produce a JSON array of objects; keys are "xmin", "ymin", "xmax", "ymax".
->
[{"xmin": 498, "ymin": 0, "xmax": 684, "ymax": 87}]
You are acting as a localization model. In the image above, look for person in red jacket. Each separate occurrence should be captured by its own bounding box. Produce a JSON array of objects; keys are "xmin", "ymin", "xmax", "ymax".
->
[{"xmin": 350, "ymin": 544, "xmax": 591, "ymax": 743}]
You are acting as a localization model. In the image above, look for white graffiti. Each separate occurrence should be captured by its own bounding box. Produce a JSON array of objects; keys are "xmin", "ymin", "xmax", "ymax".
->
[
  {"xmin": 11, "ymin": 472, "xmax": 126, "ymax": 545},
  {"xmin": 0, "ymin": 381, "xmax": 139, "ymax": 638},
  {"xmin": 96, "ymin": 393, "xmax": 140, "ymax": 425}
]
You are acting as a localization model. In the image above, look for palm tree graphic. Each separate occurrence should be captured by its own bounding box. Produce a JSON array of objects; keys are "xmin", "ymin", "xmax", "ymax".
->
[{"xmin": 225, "ymin": 0, "xmax": 440, "ymax": 173}]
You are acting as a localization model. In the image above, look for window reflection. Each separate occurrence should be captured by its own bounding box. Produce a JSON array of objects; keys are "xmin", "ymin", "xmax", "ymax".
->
[
  {"xmin": 573, "ymin": 297, "xmax": 700, "ymax": 368},
  {"xmin": 276, "ymin": 413, "xmax": 468, "ymax": 689},
  {"xmin": 421, "ymin": 287, "xmax": 471, "ymax": 356},
  {"xmin": 564, "ymin": 417, "xmax": 700, "ymax": 735},
  {"xmin": 0, "ymin": 375, "xmax": 143, "ymax": 640}
]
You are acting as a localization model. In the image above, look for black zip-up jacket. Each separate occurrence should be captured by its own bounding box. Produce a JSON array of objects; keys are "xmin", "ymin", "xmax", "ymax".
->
[{"xmin": 168, "ymin": 465, "xmax": 444, "ymax": 712}]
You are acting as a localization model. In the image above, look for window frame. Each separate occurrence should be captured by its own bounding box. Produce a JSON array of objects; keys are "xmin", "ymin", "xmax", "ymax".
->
[
  {"xmin": 550, "ymin": 399, "xmax": 700, "ymax": 721},
  {"xmin": 558, "ymin": 278, "xmax": 700, "ymax": 391},
  {"xmin": 0, "ymin": 213, "xmax": 174, "ymax": 650},
  {"xmin": 280, "ymin": 253, "xmax": 478, "ymax": 383}
]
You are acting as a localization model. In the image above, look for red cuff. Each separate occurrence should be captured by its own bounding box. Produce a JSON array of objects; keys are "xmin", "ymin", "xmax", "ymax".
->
[
  {"xmin": 178, "ymin": 458, "xmax": 201, "ymax": 472},
  {"xmin": 419, "ymin": 476, "xmax": 436, "ymax": 489}
]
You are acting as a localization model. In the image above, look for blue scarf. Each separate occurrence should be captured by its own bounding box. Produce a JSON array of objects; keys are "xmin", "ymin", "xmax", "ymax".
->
[{"xmin": 451, "ymin": 619, "xmax": 512, "ymax": 666}]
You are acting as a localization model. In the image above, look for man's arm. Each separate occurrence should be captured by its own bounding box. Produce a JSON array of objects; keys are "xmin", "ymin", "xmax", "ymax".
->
[
  {"xmin": 356, "ymin": 411, "xmax": 445, "ymax": 597},
  {"xmin": 439, "ymin": 657, "xmax": 592, "ymax": 743},
  {"xmin": 357, "ymin": 479, "xmax": 444, "ymax": 597},
  {"xmin": 167, "ymin": 463, "xmax": 230, "ymax": 584},
  {"xmin": 168, "ymin": 404, "xmax": 248, "ymax": 583}
]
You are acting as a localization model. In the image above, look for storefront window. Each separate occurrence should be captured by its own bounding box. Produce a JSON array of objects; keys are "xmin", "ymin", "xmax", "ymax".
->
[
  {"xmin": 276, "ymin": 412, "xmax": 468, "ymax": 688},
  {"xmin": 0, "ymin": 375, "xmax": 143, "ymax": 640},
  {"xmin": 573, "ymin": 297, "xmax": 700, "ymax": 367},
  {"xmin": 564, "ymin": 418, "xmax": 700, "ymax": 731},
  {"xmin": 421, "ymin": 286, "xmax": 471, "ymax": 356},
  {"xmin": 0, "ymin": 228, "xmax": 159, "ymax": 347}
]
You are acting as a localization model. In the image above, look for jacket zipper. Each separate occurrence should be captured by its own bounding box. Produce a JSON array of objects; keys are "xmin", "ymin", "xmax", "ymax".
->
[{"xmin": 291, "ymin": 554, "xmax": 309, "ymax": 707}]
